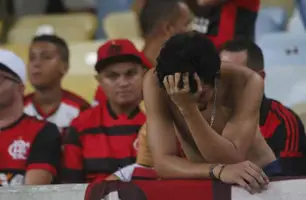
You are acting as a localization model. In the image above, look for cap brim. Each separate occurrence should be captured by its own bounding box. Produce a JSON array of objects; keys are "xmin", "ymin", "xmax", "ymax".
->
[{"xmin": 95, "ymin": 55, "xmax": 143, "ymax": 72}]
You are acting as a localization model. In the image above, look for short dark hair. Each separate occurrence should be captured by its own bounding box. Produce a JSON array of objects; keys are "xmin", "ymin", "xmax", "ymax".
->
[
  {"xmin": 139, "ymin": 0, "xmax": 182, "ymax": 37},
  {"xmin": 221, "ymin": 39, "xmax": 264, "ymax": 70},
  {"xmin": 156, "ymin": 31, "xmax": 220, "ymax": 92},
  {"xmin": 31, "ymin": 34, "xmax": 69, "ymax": 63}
]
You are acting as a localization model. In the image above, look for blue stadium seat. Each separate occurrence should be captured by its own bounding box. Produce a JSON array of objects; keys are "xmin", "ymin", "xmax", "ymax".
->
[
  {"xmin": 257, "ymin": 32, "xmax": 306, "ymax": 67},
  {"xmin": 255, "ymin": 7, "xmax": 287, "ymax": 41},
  {"xmin": 297, "ymin": 0, "xmax": 306, "ymax": 29},
  {"xmin": 265, "ymin": 66, "xmax": 306, "ymax": 107},
  {"xmin": 95, "ymin": 0, "xmax": 134, "ymax": 39}
]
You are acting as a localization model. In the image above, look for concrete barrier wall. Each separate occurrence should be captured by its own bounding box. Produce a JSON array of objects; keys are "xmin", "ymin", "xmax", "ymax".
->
[
  {"xmin": 0, "ymin": 184, "xmax": 87, "ymax": 200},
  {"xmin": 1, "ymin": 179, "xmax": 306, "ymax": 200}
]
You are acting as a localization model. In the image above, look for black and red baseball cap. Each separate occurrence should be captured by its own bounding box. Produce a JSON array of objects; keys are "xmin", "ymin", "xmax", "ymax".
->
[{"xmin": 95, "ymin": 39, "xmax": 151, "ymax": 72}]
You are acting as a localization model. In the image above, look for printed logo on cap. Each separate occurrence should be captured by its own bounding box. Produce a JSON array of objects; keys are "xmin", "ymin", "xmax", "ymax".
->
[{"xmin": 107, "ymin": 45, "xmax": 122, "ymax": 56}]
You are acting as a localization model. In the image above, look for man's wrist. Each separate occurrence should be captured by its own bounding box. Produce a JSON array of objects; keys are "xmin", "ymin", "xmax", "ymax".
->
[{"xmin": 179, "ymin": 104, "xmax": 199, "ymax": 115}]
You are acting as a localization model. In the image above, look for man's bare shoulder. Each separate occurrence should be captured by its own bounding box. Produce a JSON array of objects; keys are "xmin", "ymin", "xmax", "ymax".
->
[
  {"xmin": 144, "ymin": 68, "xmax": 158, "ymax": 88},
  {"xmin": 143, "ymin": 69, "xmax": 169, "ymax": 111}
]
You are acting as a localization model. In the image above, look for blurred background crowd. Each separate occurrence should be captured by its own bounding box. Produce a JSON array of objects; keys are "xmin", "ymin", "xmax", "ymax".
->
[{"xmin": 0, "ymin": 0, "xmax": 306, "ymax": 195}]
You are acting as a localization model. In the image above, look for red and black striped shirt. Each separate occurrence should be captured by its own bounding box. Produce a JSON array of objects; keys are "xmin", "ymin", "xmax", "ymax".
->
[
  {"xmin": 0, "ymin": 114, "xmax": 61, "ymax": 186},
  {"xmin": 188, "ymin": 0, "xmax": 259, "ymax": 48},
  {"xmin": 260, "ymin": 97, "xmax": 306, "ymax": 175},
  {"xmin": 62, "ymin": 101, "xmax": 146, "ymax": 183}
]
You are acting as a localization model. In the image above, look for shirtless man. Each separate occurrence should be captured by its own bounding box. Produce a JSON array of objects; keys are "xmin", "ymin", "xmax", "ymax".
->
[{"xmin": 143, "ymin": 31, "xmax": 278, "ymax": 193}]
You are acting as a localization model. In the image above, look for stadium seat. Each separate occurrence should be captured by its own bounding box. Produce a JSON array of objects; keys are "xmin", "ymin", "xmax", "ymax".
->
[
  {"xmin": 257, "ymin": 32, "xmax": 306, "ymax": 67},
  {"xmin": 7, "ymin": 13, "xmax": 97, "ymax": 44},
  {"xmin": 260, "ymin": 0, "xmax": 295, "ymax": 19},
  {"xmin": 95, "ymin": 0, "xmax": 134, "ymax": 38},
  {"xmin": 287, "ymin": 8, "xmax": 305, "ymax": 33},
  {"xmin": 103, "ymin": 11, "xmax": 141, "ymax": 39},
  {"xmin": 0, "ymin": 44, "xmax": 29, "ymax": 63},
  {"xmin": 255, "ymin": 7, "xmax": 287, "ymax": 41},
  {"xmin": 265, "ymin": 66, "xmax": 306, "ymax": 107},
  {"xmin": 292, "ymin": 102, "xmax": 306, "ymax": 128}
]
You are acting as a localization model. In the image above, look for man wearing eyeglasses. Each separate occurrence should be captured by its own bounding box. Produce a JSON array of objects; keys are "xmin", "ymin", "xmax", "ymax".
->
[{"xmin": 0, "ymin": 50, "xmax": 61, "ymax": 186}]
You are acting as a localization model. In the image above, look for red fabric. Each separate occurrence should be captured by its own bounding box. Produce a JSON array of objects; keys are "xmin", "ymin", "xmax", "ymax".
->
[
  {"xmin": 208, "ymin": 0, "xmax": 259, "ymax": 48},
  {"xmin": 136, "ymin": 180, "xmax": 214, "ymax": 200},
  {"xmin": 63, "ymin": 103, "xmax": 146, "ymax": 183},
  {"xmin": 132, "ymin": 167, "xmax": 158, "ymax": 180},
  {"xmin": 97, "ymin": 39, "xmax": 142, "ymax": 63},
  {"xmin": 0, "ymin": 115, "xmax": 55, "ymax": 185}
]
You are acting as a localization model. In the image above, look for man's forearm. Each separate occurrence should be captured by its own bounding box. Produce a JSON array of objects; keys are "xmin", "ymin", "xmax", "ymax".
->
[
  {"xmin": 181, "ymin": 107, "xmax": 243, "ymax": 163},
  {"xmin": 154, "ymin": 155, "xmax": 212, "ymax": 179}
]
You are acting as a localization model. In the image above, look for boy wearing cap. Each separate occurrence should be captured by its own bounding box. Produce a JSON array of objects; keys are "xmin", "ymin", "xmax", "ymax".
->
[
  {"xmin": 0, "ymin": 50, "xmax": 61, "ymax": 186},
  {"xmin": 24, "ymin": 35, "xmax": 90, "ymax": 135},
  {"xmin": 62, "ymin": 39, "xmax": 148, "ymax": 183}
]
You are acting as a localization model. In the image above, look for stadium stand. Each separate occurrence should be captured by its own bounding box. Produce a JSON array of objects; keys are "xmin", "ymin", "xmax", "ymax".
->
[
  {"xmin": 7, "ymin": 13, "xmax": 97, "ymax": 44},
  {"xmin": 95, "ymin": 0, "xmax": 134, "ymax": 38},
  {"xmin": 1, "ymin": 0, "xmax": 306, "ymax": 199},
  {"xmin": 260, "ymin": 0, "xmax": 295, "ymax": 19},
  {"xmin": 103, "ymin": 11, "xmax": 142, "ymax": 39},
  {"xmin": 265, "ymin": 66, "xmax": 306, "ymax": 107},
  {"xmin": 255, "ymin": 7, "xmax": 287, "ymax": 41},
  {"xmin": 292, "ymin": 102, "xmax": 306, "ymax": 127},
  {"xmin": 257, "ymin": 32, "xmax": 306, "ymax": 67}
]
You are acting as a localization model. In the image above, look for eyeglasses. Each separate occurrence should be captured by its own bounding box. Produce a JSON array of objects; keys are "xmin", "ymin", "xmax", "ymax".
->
[{"xmin": 0, "ymin": 74, "xmax": 21, "ymax": 84}]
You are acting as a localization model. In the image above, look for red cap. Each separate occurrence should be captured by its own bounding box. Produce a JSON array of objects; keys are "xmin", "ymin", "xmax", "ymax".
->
[{"xmin": 95, "ymin": 39, "xmax": 151, "ymax": 71}]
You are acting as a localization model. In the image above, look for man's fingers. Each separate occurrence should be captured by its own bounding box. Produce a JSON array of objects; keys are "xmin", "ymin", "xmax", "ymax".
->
[
  {"xmin": 245, "ymin": 166, "xmax": 267, "ymax": 187},
  {"xmin": 163, "ymin": 76, "xmax": 171, "ymax": 94},
  {"xmin": 182, "ymin": 72, "xmax": 190, "ymax": 92},
  {"xmin": 240, "ymin": 171, "xmax": 261, "ymax": 193},
  {"xmin": 174, "ymin": 73, "xmax": 181, "ymax": 92},
  {"xmin": 248, "ymin": 162, "xmax": 269, "ymax": 183},
  {"xmin": 236, "ymin": 178, "xmax": 253, "ymax": 194},
  {"xmin": 194, "ymin": 73, "xmax": 202, "ymax": 94}
]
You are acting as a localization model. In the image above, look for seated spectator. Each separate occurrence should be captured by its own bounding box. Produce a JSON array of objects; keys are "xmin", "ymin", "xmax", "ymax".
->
[
  {"xmin": 144, "ymin": 31, "xmax": 276, "ymax": 193},
  {"xmin": 186, "ymin": 0, "xmax": 259, "ymax": 47},
  {"xmin": 24, "ymin": 35, "xmax": 90, "ymax": 134},
  {"xmin": 220, "ymin": 39, "xmax": 306, "ymax": 176},
  {"xmin": 92, "ymin": 0, "xmax": 192, "ymax": 106},
  {"xmin": 0, "ymin": 50, "xmax": 61, "ymax": 186},
  {"xmin": 62, "ymin": 39, "xmax": 148, "ymax": 183}
]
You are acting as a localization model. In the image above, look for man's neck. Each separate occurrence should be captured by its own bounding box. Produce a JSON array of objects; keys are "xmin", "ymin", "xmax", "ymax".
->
[
  {"xmin": 108, "ymin": 100, "xmax": 141, "ymax": 117},
  {"xmin": 0, "ymin": 102, "xmax": 24, "ymax": 129},
  {"xmin": 33, "ymin": 86, "xmax": 63, "ymax": 106},
  {"xmin": 142, "ymin": 36, "xmax": 167, "ymax": 67}
]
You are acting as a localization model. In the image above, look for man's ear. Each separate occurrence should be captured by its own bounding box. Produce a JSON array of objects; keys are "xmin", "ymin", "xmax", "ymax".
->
[
  {"xmin": 160, "ymin": 20, "xmax": 175, "ymax": 37},
  {"xmin": 60, "ymin": 62, "xmax": 69, "ymax": 76},
  {"xmin": 258, "ymin": 70, "xmax": 266, "ymax": 80}
]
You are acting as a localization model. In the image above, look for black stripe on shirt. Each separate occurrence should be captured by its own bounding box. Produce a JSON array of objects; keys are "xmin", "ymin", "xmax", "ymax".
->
[
  {"xmin": 79, "ymin": 125, "xmax": 142, "ymax": 136},
  {"xmin": 84, "ymin": 157, "xmax": 136, "ymax": 174}
]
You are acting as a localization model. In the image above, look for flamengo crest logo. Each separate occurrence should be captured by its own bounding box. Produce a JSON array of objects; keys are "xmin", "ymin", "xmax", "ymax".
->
[{"xmin": 8, "ymin": 139, "xmax": 30, "ymax": 160}]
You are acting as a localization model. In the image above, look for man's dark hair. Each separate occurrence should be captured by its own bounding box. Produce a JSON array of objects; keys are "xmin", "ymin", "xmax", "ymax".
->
[
  {"xmin": 221, "ymin": 39, "xmax": 264, "ymax": 70},
  {"xmin": 139, "ymin": 0, "xmax": 182, "ymax": 37},
  {"xmin": 31, "ymin": 34, "xmax": 69, "ymax": 63},
  {"xmin": 156, "ymin": 31, "xmax": 220, "ymax": 92}
]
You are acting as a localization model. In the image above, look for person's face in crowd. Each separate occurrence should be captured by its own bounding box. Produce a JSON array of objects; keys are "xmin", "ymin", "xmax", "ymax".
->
[
  {"xmin": 220, "ymin": 50, "xmax": 266, "ymax": 79},
  {"xmin": 96, "ymin": 62, "xmax": 146, "ymax": 106},
  {"xmin": 163, "ymin": 2, "xmax": 193, "ymax": 38},
  {"xmin": 0, "ymin": 70, "xmax": 23, "ymax": 109},
  {"xmin": 28, "ymin": 41, "xmax": 68, "ymax": 90}
]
